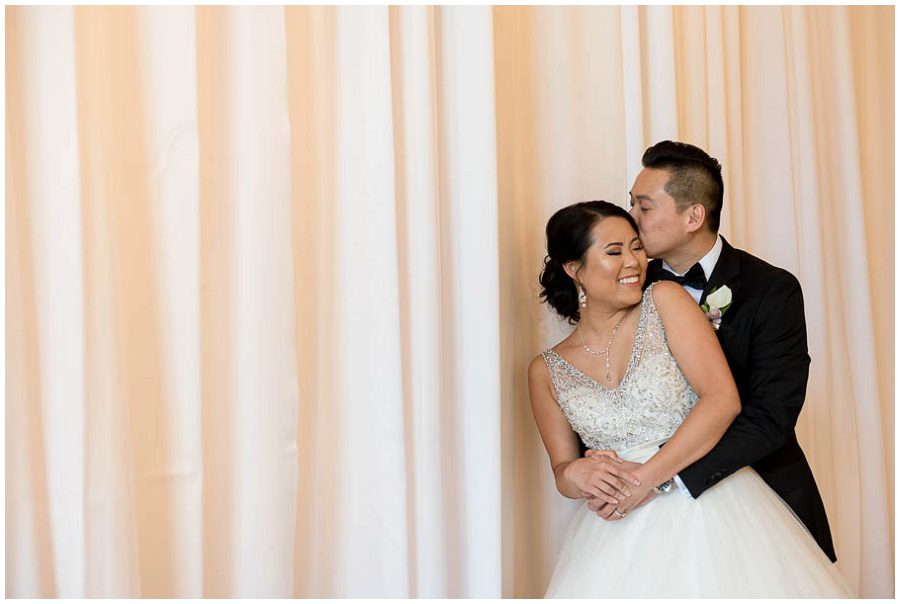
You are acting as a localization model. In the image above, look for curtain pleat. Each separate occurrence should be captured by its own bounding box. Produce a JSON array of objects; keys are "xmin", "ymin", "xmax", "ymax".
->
[
  {"xmin": 6, "ymin": 5, "xmax": 893, "ymax": 598},
  {"xmin": 7, "ymin": 6, "xmax": 84, "ymax": 598},
  {"xmin": 434, "ymin": 7, "xmax": 503, "ymax": 596},
  {"xmin": 849, "ymin": 5, "xmax": 895, "ymax": 557},
  {"xmin": 330, "ymin": 6, "xmax": 410, "ymax": 597},
  {"xmin": 388, "ymin": 6, "xmax": 447, "ymax": 597}
]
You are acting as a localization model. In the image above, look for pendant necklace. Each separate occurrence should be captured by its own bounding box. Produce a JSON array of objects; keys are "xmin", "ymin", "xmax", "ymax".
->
[{"xmin": 577, "ymin": 308, "xmax": 630, "ymax": 383}]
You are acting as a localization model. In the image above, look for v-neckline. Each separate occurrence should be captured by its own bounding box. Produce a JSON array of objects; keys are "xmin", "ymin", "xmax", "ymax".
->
[{"xmin": 550, "ymin": 298, "xmax": 647, "ymax": 392}]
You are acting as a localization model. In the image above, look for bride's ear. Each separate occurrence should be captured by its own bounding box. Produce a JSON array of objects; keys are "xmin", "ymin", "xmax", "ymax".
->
[{"xmin": 563, "ymin": 261, "xmax": 581, "ymax": 283}]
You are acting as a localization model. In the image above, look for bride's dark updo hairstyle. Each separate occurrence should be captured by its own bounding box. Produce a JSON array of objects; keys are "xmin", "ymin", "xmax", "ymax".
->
[{"xmin": 539, "ymin": 200, "xmax": 640, "ymax": 325}]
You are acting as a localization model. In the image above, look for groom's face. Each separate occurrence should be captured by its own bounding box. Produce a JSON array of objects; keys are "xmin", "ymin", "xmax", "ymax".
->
[{"xmin": 628, "ymin": 168, "xmax": 691, "ymax": 260}]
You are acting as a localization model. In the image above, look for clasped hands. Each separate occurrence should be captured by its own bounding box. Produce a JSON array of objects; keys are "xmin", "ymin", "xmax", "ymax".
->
[{"xmin": 570, "ymin": 449, "xmax": 658, "ymax": 520}]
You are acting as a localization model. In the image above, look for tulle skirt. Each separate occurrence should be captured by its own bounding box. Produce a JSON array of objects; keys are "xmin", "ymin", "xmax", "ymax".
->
[{"xmin": 544, "ymin": 439, "xmax": 853, "ymax": 598}]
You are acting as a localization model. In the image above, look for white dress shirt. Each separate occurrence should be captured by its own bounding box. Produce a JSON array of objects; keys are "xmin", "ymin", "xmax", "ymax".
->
[{"xmin": 660, "ymin": 235, "xmax": 723, "ymax": 496}]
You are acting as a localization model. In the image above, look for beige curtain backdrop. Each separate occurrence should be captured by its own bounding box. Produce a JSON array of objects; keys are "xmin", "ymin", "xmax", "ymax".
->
[{"xmin": 6, "ymin": 5, "xmax": 893, "ymax": 598}]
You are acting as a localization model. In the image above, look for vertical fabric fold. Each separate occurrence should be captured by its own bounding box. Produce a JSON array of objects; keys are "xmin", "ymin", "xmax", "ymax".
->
[
  {"xmin": 619, "ymin": 6, "xmax": 645, "ymax": 180},
  {"xmin": 228, "ymin": 7, "xmax": 299, "ymax": 597},
  {"xmin": 672, "ymin": 7, "xmax": 709, "ymax": 146},
  {"xmin": 719, "ymin": 6, "xmax": 746, "ymax": 243},
  {"xmin": 195, "ymin": 7, "xmax": 238, "ymax": 596},
  {"xmin": 283, "ymin": 5, "xmax": 339, "ymax": 598},
  {"xmin": 848, "ymin": 6, "xmax": 895, "ymax": 559},
  {"xmin": 196, "ymin": 6, "xmax": 300, "ymax": 597},
  {"xmin": 329, "ymin": 6, "xmax": 411, "ymax": 597},
  {"xmin": 640, "ymin": 6, "xmax": 679, "ymax": 142},
  {"xmin": 133, "ymin": 6, "xmax": 203, "ymax": 597},
  {"xmin": 388, "ymin": 5, "xmax": 447, "ymax": 597},
  {"xmin": 73, "ymin": 7, "xmax": 154, "ymax": 596},
  {"xmin": 7, "ymin": 5, "xmax": 84, "ymax": 597},
  {"xmin": 435, "ymin": 6, "xmax": 502, "ymax": 596}
]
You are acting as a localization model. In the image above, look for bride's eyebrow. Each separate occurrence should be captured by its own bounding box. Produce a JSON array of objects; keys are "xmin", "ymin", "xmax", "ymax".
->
[{"xmin": 604, "ymin": 242, "xmax": 623, "ymax": 248}]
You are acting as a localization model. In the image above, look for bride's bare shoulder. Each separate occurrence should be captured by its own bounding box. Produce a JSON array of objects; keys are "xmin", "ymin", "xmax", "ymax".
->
[
  {"xmin": 649, "ymin": 281, "xmax": 702, "ymax": 323},
  {"xmin": 529, "ymin": 352, "xmax": 549, "ymax": 377},
  {"xmin": 650, "ymin": 280, "xmax": 694, "ymax": 306}
]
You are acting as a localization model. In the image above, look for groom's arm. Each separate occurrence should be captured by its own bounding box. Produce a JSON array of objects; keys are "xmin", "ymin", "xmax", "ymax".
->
[{"xmin": 677, "ymin": 271, "xmax": 810, "ymax": 498}]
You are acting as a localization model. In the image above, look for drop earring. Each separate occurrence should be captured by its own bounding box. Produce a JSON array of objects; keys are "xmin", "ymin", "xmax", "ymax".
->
[{"xmin": 578, "ymin": 285, "xmax": 587, "ymax": 308}]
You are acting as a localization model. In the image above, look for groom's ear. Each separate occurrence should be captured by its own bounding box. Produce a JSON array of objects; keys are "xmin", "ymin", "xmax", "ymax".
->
[{"xmin": 685, "ymin": 203, "xmax": 707, "ymax": 233}]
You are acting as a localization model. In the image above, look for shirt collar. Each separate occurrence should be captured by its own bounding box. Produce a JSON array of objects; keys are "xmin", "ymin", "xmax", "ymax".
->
[{"xmin": 662, "ymin": 235, "xmax": 723, "ymax": 279}]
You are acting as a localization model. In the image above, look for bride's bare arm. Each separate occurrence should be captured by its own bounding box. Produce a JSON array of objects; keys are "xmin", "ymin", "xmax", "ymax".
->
[
  {"xmin": 528, "ymin": 355, "xmax": 641, "ymax": 502},
  {"xmin": 622, "ymin": 281, "xmax": 741, "ymax": 506}
]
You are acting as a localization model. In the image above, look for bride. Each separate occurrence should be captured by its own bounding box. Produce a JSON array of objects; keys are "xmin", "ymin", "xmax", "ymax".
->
[{"xmin": 528, "ymin": 200, "xmax": 851, "ymax": 597}]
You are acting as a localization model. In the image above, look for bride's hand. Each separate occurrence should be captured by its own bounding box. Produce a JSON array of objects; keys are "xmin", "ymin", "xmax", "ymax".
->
[
  {"xmin": 563, "ymin": 455, "xmax": 641, "ymax": 505},
  {"xmin": 585, "ymin": 499, "xmax": 621, "ymax": 520}
]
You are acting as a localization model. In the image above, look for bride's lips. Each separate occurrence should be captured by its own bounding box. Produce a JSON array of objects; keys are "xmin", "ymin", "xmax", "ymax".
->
[{"xmin": 617, "ymin": 274, "xmax": 641, "ymax": 287}]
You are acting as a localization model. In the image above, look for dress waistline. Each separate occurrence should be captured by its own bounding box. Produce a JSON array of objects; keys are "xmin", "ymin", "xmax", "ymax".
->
[{"xmin": 617, "ymin": 436, "xmax": 672, "ymax": 463}]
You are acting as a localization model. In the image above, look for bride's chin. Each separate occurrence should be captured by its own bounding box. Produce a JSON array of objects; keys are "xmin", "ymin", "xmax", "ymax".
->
[{"xmin": 622, "ymin": 287, "xmax": 643, "ymax": 300}]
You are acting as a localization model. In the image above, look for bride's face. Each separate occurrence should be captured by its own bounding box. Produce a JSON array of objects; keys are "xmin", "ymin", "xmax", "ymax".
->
[{"xmin": 570, "ymin": 217, "xmax": 647, "ymax": 310}]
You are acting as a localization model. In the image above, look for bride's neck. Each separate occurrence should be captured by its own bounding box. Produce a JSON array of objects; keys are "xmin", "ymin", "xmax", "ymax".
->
[{"xmin": 578, "ymin": 304, "xmax": 635, "ymax": 336}]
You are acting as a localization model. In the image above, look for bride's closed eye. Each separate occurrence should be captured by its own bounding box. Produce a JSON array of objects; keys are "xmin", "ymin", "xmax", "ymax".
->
[{"xmin": 607, "ymin": 242, "xmax": 643, "ymax": 256}]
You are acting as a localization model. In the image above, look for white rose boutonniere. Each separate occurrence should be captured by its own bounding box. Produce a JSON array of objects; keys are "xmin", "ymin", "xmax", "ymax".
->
[{"xmin": 700, "ymin": 285, "xmax": 733, "ymax": 331}]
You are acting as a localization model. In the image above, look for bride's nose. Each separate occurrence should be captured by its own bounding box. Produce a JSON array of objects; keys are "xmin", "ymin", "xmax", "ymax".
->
[{"xmin": 623, "ymin": 248, "xmax": 639, "ymax": 268}]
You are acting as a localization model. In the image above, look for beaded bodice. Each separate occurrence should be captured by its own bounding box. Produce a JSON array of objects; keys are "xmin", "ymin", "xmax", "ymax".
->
[{"xmin": 542, "ymin": 283, "xmax": 698, "ymax": 453}]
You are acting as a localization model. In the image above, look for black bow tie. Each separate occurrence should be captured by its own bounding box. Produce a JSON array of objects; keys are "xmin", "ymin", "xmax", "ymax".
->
[{"xmin": 656, "ymin": 263, "xmax": 707, "ymax": 290}]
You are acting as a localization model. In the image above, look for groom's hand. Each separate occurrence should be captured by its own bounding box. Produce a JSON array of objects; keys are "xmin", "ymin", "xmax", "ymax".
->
[
  {"xmin": 584, "ymin": 448, "xmax": 621, "ymax": 462},
  {"xmin": 585, "ymin": 496, "xmax": 621, "ymax": 520}
]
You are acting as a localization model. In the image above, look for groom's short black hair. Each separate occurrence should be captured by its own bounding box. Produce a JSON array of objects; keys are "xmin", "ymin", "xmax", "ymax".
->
[{"xmin": 642, "ymin": 141, "xmax": 724, "ymax": 233}]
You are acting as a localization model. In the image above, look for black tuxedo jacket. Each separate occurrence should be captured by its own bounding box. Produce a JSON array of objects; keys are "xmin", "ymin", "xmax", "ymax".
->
[{"xmin": 645, "ymin": 237, "xmax": 836, "ymax": 562}]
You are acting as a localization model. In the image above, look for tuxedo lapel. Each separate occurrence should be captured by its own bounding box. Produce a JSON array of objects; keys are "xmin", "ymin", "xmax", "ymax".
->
[{"xmin": 701, "ymin": 236, "xmax": 741, "ymax": 306}]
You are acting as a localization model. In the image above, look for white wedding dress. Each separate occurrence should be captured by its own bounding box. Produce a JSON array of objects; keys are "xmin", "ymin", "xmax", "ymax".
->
[{"xmin": 541, "ymin": 283, "xmax": 852, "ymax": 598}]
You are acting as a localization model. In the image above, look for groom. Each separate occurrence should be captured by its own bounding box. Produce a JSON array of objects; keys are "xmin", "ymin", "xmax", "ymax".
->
[{"xmin": 587, "ymin": 140, "xmax": 836, "ymax": 562}]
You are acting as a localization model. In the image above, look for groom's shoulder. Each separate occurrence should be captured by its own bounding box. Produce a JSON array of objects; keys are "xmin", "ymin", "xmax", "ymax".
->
[{"xmin": 730, "ymin": 245, "xmax": 803, "ymax": 294}]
